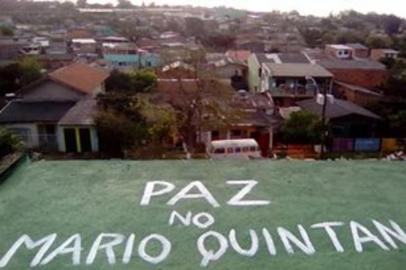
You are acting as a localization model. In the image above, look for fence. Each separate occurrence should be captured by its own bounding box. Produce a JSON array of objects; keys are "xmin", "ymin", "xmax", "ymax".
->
[
  {"xmin": 332, "ymin": 138, "xmax": 405, "ymax": 153},
  {"xmin": 15, "ymin": 133, "xmax": 58, "ymax": 151}
]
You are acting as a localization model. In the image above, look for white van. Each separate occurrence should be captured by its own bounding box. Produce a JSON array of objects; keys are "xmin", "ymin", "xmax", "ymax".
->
[{"xmin": 207, "ymin": 139, "xmax": 262, "ymax": 160}]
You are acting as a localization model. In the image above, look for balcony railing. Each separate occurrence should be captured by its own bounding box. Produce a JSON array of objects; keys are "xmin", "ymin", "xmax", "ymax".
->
[{"xmin": 269, "ymin": 86, "xmax": 316, "ymax": 97}]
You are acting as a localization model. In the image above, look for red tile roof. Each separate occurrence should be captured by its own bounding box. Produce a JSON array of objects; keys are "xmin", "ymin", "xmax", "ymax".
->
[{"xmin": 49, "ymin": 63, "xmax": 109, "ymax": 94}]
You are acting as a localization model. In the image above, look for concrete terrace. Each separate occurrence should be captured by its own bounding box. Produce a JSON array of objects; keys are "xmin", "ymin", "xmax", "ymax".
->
[{"xmin": 0, "ymin": 160, "xmax": 405, "ymax": 269}]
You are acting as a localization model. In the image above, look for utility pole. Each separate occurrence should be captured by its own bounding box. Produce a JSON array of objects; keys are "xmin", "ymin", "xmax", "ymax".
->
[
  {"xmin": 306, "ymin": 77, "xmax": 332, "ymax": 159},
  {"xmin": 320, "ymin": 84, "xmax": 327, "ymax": 159}
]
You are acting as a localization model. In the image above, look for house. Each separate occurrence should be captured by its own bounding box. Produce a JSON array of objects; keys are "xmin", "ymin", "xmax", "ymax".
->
[
  {"xmin": 0, "ymin": 38, "xmax": 30, "ymax": 60},
  {"xmin": 305, "ymin": 45, "xmax": 389, "ymax": 89},
  {"xmin": 325, "ymin": 44, "xmax": 353, "ymax": 59},
  {"xmin": 200, "ymin": 91, "xmax": 278, "ymax": 157},
  {"xmin": 333, "ymin": 81, "xmax": 382, "ymax": 107},
  {"xmin": 297, "ymin": 98, "xmax": 381, "ymax": 138},
  {"xmin": 346, "ymin": 43, "xmax": 369, "ymax": 58},
  {"xmin": 136, "ymin": 37, "xmax": 161, "ymax": 52},
  {"xmin": 155, "ymin": 77, "xmax": 278, "ymax": 157},
  {"xmin": 66, "ymin": 29, "xmax": 94, "ymax": 41},
  {"xmin": 225, "ymin": 50, "xmax": 251, "ymax": 64},
  {"xmin": 248, "ymin": 52, "xmax": 311, "ymax": 92},
  {"xmin": 207, "ymin": 52, "xmax": 249, "ymax": 90},
  {"xmin": 57, "ymin": 96, "xmax": 99, "ymax": 153},
  {"xmin": 158, "ymin": 61, "xmax": 196, "ymax": 79},
  {"xmin": 370, "ymin": 49, "xmax": 400, "ymax": 61},
  {"xmin": 71, "ymin": 38, "xmax": 97, "ymax": 55},
  {"xmin": 316, "ymin": 58, "xmax": 387, "ymax": 89},
  {"xmin": 102, "ymin": 44, "xmax": 160, "ymax": 70},
  {"xmin": 259, "ymin": 58, "xmax": 333, "ymax": 107},
  {"xmin": 0, "ymin": 63, "xmax": 109, "ymax": 153}
]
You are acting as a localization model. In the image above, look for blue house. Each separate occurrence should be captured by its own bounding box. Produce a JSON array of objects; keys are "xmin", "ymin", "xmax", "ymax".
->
[{"xmin": 103, "ymin": 45, "xmax": 160, "ymax": 70}]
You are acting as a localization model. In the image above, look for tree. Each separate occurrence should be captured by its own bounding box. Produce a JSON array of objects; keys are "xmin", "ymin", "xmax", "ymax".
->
[
  {"xmin": 0, "ymin": 26, "xmax": 14, "ymax": 36},
  {"xmin": 0, "ymin": 64, "xmax": 22, "ymax": 96},
  {"xmin": 105, "ymin": 69, "xmax": 157, "ymax": 93},
  {"xmin": 95, "ymin": 108, "xmax": 148, "ymax": 156},
  {"xmin": 116, "ymin": 21, "xmax": 141, "ymax": 42},
  {"xmin": 380, "ymin": 60, "xmax": 406, "ymax": 98},
  {"xmin": 155, "ymin": 74, "xmax": 243, "ymax": 150},
  {"xmin": 201, "ymin": 33, "xmax": 235, "ymax": 51},
  {"xmin": 139, "ymin": 97, "xmax": 178, "ymax": 145},
  {"xmin": 117, "ymin": 0, "xmax": 133, "ymax": 9},
  {"xmin": 383, "ymin": 15, "xmax": 402, "ymax": 35},
  {"xmin": 366, "ymin": 35, "xmax": 394, "ymax": 49},
  {"xmin": 0, "ymin": 128, "xmax": 22, "ymax": 158},
  {"xmin": 96, "ymin": 69, "xmax": 158, "ymax": 156},
  {"xmin": 281, "ymin": 111, "xmax": 322, "ymax": 144},
  {"xmin": 76, "ymin": 0, "xmax": 87, "ymax": 8},
  {"xmin": 185, "ymin": 17, "xmax": 205, "ymax": 38},
  {"xmin": 19, "ymin": 57, "xmax": 42, "ymax": 86},
  {"xmin": 0, "ymin": 58, "xmax": 42, "ymax": 96}
]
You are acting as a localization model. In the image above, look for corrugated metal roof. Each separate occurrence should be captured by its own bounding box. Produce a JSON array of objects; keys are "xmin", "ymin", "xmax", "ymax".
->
[
  {"xmin": 297, "ymin": 98, "xmax": 381, "ymax": 120},
  {"xmin": 264, "ymin": 63, "xmax": 333, "ymax": 78}
]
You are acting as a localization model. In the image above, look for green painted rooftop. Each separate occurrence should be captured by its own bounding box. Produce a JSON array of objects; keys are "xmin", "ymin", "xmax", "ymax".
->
[{"xmin": 0, "ymin": 160, "xmax": 405, "ymax": 269}]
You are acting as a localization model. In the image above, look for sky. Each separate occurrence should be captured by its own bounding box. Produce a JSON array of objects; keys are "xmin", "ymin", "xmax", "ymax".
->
[{"xmin": 78, "ymin": 0, "xmax": 406, "ymax": 18}]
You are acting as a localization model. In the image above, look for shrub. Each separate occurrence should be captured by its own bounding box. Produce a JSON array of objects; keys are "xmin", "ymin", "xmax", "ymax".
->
[
  {"xmin": 281, "ymin": 111, "xmax": 323, "ymax": 144},
  {"xmin": 0, "ymin": 128, "xmax": 22, "ymax": 158}
]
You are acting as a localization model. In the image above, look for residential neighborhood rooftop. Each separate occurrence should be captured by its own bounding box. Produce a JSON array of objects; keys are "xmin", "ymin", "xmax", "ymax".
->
[
  {"xmin": 0, "ymin": 101, "xmax": 74, "ymax": 124},
  {"xmin": 317, "ymin": 58, "xmax": 386, "ymax": 70},
  {"xmin": 264, "ymin": 63, "xmax": 333, "ymax": 77},
  {"xmin": 1, "ymin": 160, "xmax": 405, "ymax": 269},
  {"xmin": 297, "ymin": 98, "xmax": 382, "ymax": 119},
  {"xmin": 58, "ymin": 96, "xmax": 97, "ymax": 126},
  {"xmin": 49, "ymin": 63, "xmax": 109, "ymax": 94}
]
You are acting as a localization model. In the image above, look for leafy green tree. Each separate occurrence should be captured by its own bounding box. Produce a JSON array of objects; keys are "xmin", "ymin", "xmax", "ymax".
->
[
  {"xmin": 97, "ymin": 69, "xmax": 158, "ymax": 156},
  {"xmin": 366, "ymin": 35, "xmax": 393, "ymax": 49},
  {"xmin": 95, "ymin": 109, "xmax": 148, "ymax": 156},
  {"xmin": 19, "ymin": 57, "xmax": 42, "ymax": 86},
  {"xmin": 281, "ymin": 111, "xmax": 322, "ymax": 144},
  {"xmin": 105, "ymin": 69, "xmax": 157, "ymax": 93},
  {"xmin": 117, "ymin": 0, "xmax": 133, "ymax": 8},
  {"xmin": 76, "ymin": 0, "xmax": 87, "ymax": 8},
  {"xmin": 383, "ymin": 15, "xmax": 402, "ymax": 35},
  {"xmin": 0, "ymin": 26, "xmax": 14, "ymax": 36},
  {"xmin": 0, "ymin": 64, "xmax": 22, "ymax": 95},
  {"xmin": 185, "ymin": 17, "xmax": 205, "ymax": 38},
  {"xmin": 388, "ymin": 111, "xmax": 406, "ymax": 137},
  {"xmin": 139, "ymin": 97, "xmax": 178, "ymax": 145},
  {"xmin": 0, "ymin": 128, "xmax": 22, "ymax": 158}
]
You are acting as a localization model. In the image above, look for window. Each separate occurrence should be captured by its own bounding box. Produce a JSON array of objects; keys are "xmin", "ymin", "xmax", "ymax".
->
[
  {"xmin": 235, "ymin": 147, "xmax": 241, "ymax": 153},
  {"xmin": 250, "ymin": 146, "xmax": 257, "ymax": 152},
  {"xmin": 214, "ymin": 148, "xmax": 225, "ymax": 154},
  {"xmin": 258, "ymin": 68, "xmax": 262, "ymax": 77},
  {"xmin": 242, "ymin": 147, "xmax": 250, "ymax": 152},
  {"xmin": 227, "ymin": 147, "xmax": 234, "ymax": 153}
]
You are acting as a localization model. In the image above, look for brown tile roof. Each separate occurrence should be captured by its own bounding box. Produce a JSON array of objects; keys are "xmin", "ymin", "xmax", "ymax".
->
[{"xmin": 49, "ymin": 63, "xmax": 109, "ymax": 94}]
